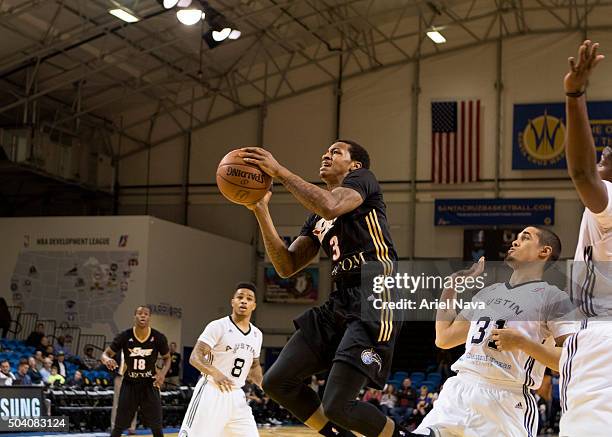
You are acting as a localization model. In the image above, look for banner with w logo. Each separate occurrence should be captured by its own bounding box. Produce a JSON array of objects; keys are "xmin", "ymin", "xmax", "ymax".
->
[{"xmin": 512, "ymin": 101, "xmax": 612, "ymax": 169}]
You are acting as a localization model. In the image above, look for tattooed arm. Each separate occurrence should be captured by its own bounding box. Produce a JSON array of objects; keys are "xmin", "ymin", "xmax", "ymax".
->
[{"xmin": 189, "ymin": 340, "xmax": 234, "ymax": 392}]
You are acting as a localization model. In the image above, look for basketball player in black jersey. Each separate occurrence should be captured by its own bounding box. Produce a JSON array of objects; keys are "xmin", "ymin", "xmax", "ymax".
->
[
  {"xmin": 241, "ymin": 142, "xmax": 412, "ymax": 437},
  {"xmin": 101, "ymin": 306, "xmax": 171, "ymax": 437}
]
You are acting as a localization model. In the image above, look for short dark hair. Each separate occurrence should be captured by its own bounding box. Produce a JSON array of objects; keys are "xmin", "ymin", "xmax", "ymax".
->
[
  {"xmin": 534, "ymin": 227, "xmax": 562, "ymax": 264},
  {"xmin": 235, "ymin": 282, "xmax": 257, "ymax": 295},
  {"xmin": 134, "ymin": 306, "xmax": 151, "ymax": 315},
  {"xmin": 337, "ymin": 139, "xmax": 370, "ymax": 169},
  {"xmin": 0, "ymin": 359, "xmax": 8, "ymax": 365}
]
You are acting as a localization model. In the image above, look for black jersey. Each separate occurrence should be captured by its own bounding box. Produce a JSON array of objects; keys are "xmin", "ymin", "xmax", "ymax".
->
[
  {"xmin": 109, "ymin": 327, "xmax": 169, "ymax": 381},
  {"xmin": 300, "ymin": 168, "xmax": 397, "ymax": 282}
]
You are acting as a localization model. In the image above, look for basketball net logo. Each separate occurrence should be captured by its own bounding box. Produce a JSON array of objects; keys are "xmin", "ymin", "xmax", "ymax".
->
[{"xmin": 520, "ymin": 110, "xmax": 566, "ymax": 165}]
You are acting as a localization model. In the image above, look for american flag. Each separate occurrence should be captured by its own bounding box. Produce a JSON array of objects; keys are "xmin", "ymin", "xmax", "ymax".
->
[{"xmin": 431, "ymin": 100, "xmax": 481, "ymax": 184}]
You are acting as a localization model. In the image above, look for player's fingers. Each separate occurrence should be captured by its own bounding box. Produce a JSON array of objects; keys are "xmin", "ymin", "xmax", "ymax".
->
[{"xmin": 568, "ymin": 57, "xmax": 577, "ymax": 71}]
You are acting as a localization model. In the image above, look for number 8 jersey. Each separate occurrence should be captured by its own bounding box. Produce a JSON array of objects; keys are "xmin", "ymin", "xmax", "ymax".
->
[
  {"xmin": 199, "ymin": 316, "xmax": 262, "ymax": 389},
  {"xmin": 452, "ymin": 281, "xmax": 578, "ymax": 390}
]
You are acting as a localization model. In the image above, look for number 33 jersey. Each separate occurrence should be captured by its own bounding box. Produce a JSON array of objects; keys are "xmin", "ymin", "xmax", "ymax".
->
[
  {"xmin": 452, "ymin": 281, "xmax": 578, "ymax": 390},
  {"xmin": 199, "ymin": 316, "xmax": 262, "ymax": 389}
]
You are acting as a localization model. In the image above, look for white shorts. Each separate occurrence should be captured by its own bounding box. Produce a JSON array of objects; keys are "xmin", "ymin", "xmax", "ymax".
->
[
  {"xmin": 179, "ymin": 376, "xmax": 258, "ymax": 437},
  {"xmin": 414, "ymin": 374, "xmax": 538, "ymax": 437},
  {"xmin": 559, "ymin": 321, "xmax": 612, "ymax": 437}
]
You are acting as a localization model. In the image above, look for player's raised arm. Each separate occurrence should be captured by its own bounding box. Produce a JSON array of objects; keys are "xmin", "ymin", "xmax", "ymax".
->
[
  {"xmin": 240, "ymin": 147, "xmax": 364, "ymax": 220},
  {"xmin": 246, "ymin": 359, "xmax": 263, "ymax": 389},
  {"xmin": 435, "ymin": 258, "xmax": 485, "ymax": 349},
  {"xmin": 189, "ymin": 340, "xmax": 234, "ymax": 392},
  {"xmin": 247, "ymin": 192, "xmax": 319, "ymax": 278},
  {"xmin": 564, "ymin": 40, "xmax": 608, "ymax": 213}
]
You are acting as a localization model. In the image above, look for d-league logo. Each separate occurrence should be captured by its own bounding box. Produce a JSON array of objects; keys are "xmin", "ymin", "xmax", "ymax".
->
[
  {"xmin": 519, "ymin": 110, "xmax": 565, "ymax": 165},
  {"xmin": 360, "ymin": 348, "xmax": 382, "ymax": 373}
]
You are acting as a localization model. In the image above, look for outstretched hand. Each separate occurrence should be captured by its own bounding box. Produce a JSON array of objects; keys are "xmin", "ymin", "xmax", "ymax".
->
[{"xmin": 565, "ymin": 40, "xmax": 605, "ymax": 93}]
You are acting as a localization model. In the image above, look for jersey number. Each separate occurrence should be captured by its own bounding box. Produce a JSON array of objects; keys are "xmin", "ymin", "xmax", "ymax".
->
[
  {"xmin": 133, "ymin": 359, "xmax": 146, "ymax": 370},
  {"xmin": 470, "ymin": 317, "xmax": 506, "ymax": 349},
  {"xmin": 231, "ymin": 358, "xmax": 245, "ymax": 377},
  {"xmin": 330, "ymin": 236, "xmax": 340, "ymax": 261}
]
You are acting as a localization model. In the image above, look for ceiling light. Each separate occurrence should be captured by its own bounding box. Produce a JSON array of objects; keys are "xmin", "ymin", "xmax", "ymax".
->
[
  {"xmin": 177, "ymin": 0, "xmax": 192, "ymax": 6},
  {"xmin": 163, "ymin": 0, "xmax": 179, "ymax": 8},
  {"xmin": 176, "ymin": 8, "xmax": 204, "ymax": 25},
  {"xmin": 228, "ymin": 29, "xmax": 241, "ymax": 40},
  {"xmin": 212, "ymin": 27, "xmax": 231, "ymax": 42},
  {"xmin": 426, "ymin": 30, "xmax": 446, "ymax": 44},
  {"xmin": 109, "ymin": 7, "xmax": 140, "ymax": 23}
]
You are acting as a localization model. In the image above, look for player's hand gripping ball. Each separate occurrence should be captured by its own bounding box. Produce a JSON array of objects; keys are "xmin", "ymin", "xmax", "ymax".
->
[{"xmin": 216, "ymin": 149, "xmax": 272, "ymax": 205}]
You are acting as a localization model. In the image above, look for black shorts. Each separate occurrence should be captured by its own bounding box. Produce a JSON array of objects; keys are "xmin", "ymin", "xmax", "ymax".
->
[
  {"xmin": 115, "ymin": 379, "xmax": 163, "ymax": 431},
  {"xmin": 293, "ymin": 285, "xmax": 401, "ymax": 389}
]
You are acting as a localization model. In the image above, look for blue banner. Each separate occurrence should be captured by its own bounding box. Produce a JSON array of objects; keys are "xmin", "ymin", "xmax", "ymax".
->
[
  {"xmin": 435, "ymin": 198, "xmax": 555, "ymax": 226},
  {"xmin": 512, "ymin": 101, "xmax": 612, "ymax": 169}
]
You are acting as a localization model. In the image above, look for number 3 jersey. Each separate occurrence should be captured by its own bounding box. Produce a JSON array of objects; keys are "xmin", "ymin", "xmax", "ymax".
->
[
  {"xmin": 453, "ymin": 281, "xmax": 578, "ymax": 390},
  {"xmin": 199, "ymin": 316, "xmax": 262, "ymax": 390},
  {"xmin": 300, "ymin": 168, "xmax": 397, "ymax": 282}
]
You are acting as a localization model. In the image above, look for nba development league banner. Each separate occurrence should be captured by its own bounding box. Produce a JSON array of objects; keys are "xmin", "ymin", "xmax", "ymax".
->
[
  {"xmin": 434, "ymin": 198, "xmax": 554, "ymax": 226},
  {"xmin": 263, "ymin": 265, "xmax": 319, "ymax": 303},
  {"xmin": 512, "ymin": 101, "xmax": 612, "ymax": 169}
]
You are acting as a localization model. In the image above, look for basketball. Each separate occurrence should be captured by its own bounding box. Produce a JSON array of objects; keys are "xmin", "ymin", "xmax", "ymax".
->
[{"xmin": 216, "ymin": 149, "xmax": 272, "ymax": 205}]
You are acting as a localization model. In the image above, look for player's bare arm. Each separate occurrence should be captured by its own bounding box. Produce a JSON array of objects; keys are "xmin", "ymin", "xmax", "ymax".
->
[
  {"xmin": 247, "ymin": 192, "xmax": 319, "ymax": 278},
  {"xmin": 240, "ymin": 147, "xmax": 363, "ymax": 220},
  {"xmin": 246, "ymin": 359, "xmax": 263, "ymax": 389},
  {"xmin": 491, "ymin": 329, "xmax": 571, "ymax": 371},
  {"xmin": 101, "ymin": 347, "xmax": 118, "ymax": 371},
  {"xmin": 435, "ymin": 257, "xmax": 485, "ymax": 349},
  {"xmin": 189, "ymin": 340, "xmax": 234, "ymax": 392},
  {"xmin": 565, "ymin": 40, "xmax": 608, "ymax": 213},
  {"xmin": 154, "ymin": 353, "xmax": 171, "ymax": 388}
]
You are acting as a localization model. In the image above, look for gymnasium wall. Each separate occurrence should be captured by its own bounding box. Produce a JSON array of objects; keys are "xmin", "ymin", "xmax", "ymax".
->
[
  {"xmin": 115, "ymin": 30, "xmax": 612, "ymax": 336},
  {"xmin": 0, "ymin": 217, "xmax": 252, "ymax": 349}
]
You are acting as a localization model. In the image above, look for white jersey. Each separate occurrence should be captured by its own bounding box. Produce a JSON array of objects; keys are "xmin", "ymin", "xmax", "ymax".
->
[
  {"xmin": 199, "ymin": 316, "xmax": 262, "ymax": 390},
  {"xmin": 453, "ymin": 281, "xmax": 577, "ymax": 389},
  {"xmin": 570, "ymin": 180, "xmax": 612, "ymax": 318}
]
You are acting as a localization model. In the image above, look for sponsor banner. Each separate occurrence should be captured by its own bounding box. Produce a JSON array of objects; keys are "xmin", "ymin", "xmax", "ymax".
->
[
  {"xmin": 512, "ymin": 101, "xmax": 612, "ymax": 169},
  {"xmin": 263, "ymin": 265, "xmax": 319, "ymax": 303},
  {"xmin": 435, "ymin": 198, "xmax": 554, "ymax": 226}
]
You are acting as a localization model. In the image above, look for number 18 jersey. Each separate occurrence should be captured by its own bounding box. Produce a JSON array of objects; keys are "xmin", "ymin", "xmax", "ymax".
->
[
  {"xmin": 453, "ymin": 281, "xmax": 577, "ymax": 390},
  {"xmin": 199, "ymin": 316, "xmax": 262, "ymax": 389}
]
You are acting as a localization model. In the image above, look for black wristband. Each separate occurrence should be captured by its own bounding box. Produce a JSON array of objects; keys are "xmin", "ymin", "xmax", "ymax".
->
[{"xmin": 566, "ymin": 89, "xmax": 585, "ymax": 98}]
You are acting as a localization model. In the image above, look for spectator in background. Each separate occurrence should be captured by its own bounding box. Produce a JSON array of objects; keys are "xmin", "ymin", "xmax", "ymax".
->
[
  {"xmin": 26, "ymin": 323, "xmax": 45, "ymax": 348},
  {"xmin": 47, "ymin": 366, "xmax": 65, "ymax": 386},
  {"xmin": 63, "ymin": 334, "xmax": 74, "ymax": 356},
  {"xmin": 27, "ymin": 357, "xmax": 43, "ymax": 385},
  {"xmin": 39, "ymin": 358, "xmax": 52, "ymax": 382},
  {"xmin": 43, "ymin": 343, "xmax": 55, "ymax": 358},
  {"xmin": 165, "ymin": 342, "xmax": 181, "ymax": 386},
  {"xmin": 54, "ymin": 336, "xmax": 68, "ymax": 355},
  {"xmin": 410, "ymin": 386, "xmax": 434, "ymax": 427},
  {"xmin": 82, "ymin": 346, "xmax": 99, "ymax": 370},
  {"xmin": 0, "ymin": 298, "xmax": 11, "ymax": 338},
  {"xmin": 67, "ymin": 370, "xmax": 85, "ymax": 388},
  {"xmin": 380, "ymin": 384, "xmax": 397, "ymax": 416},
  {"xmin": 14, "ymin": 360, "xmax": 31, "ymax": 385},
  {"xmin": 0, "ymin": 360, "xmax": 15, "ymax": 385},
  {"xmin": 362, "ymin": 388, "xmax": 382, "ymax": 409},
  {"xmin": 391, "ymin": 377, "xmax": 417, "ymax": 426},
  {"xmin": 436, "ymin": 349, "xmax": 454, "ymax": 381},
  {"xmin": 53, "ymin": 351, "xmax": 67, "ymax": 378},
  {"xmin": 34, "ymin": 351, "xmax": 44, "ymax": 371}
]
